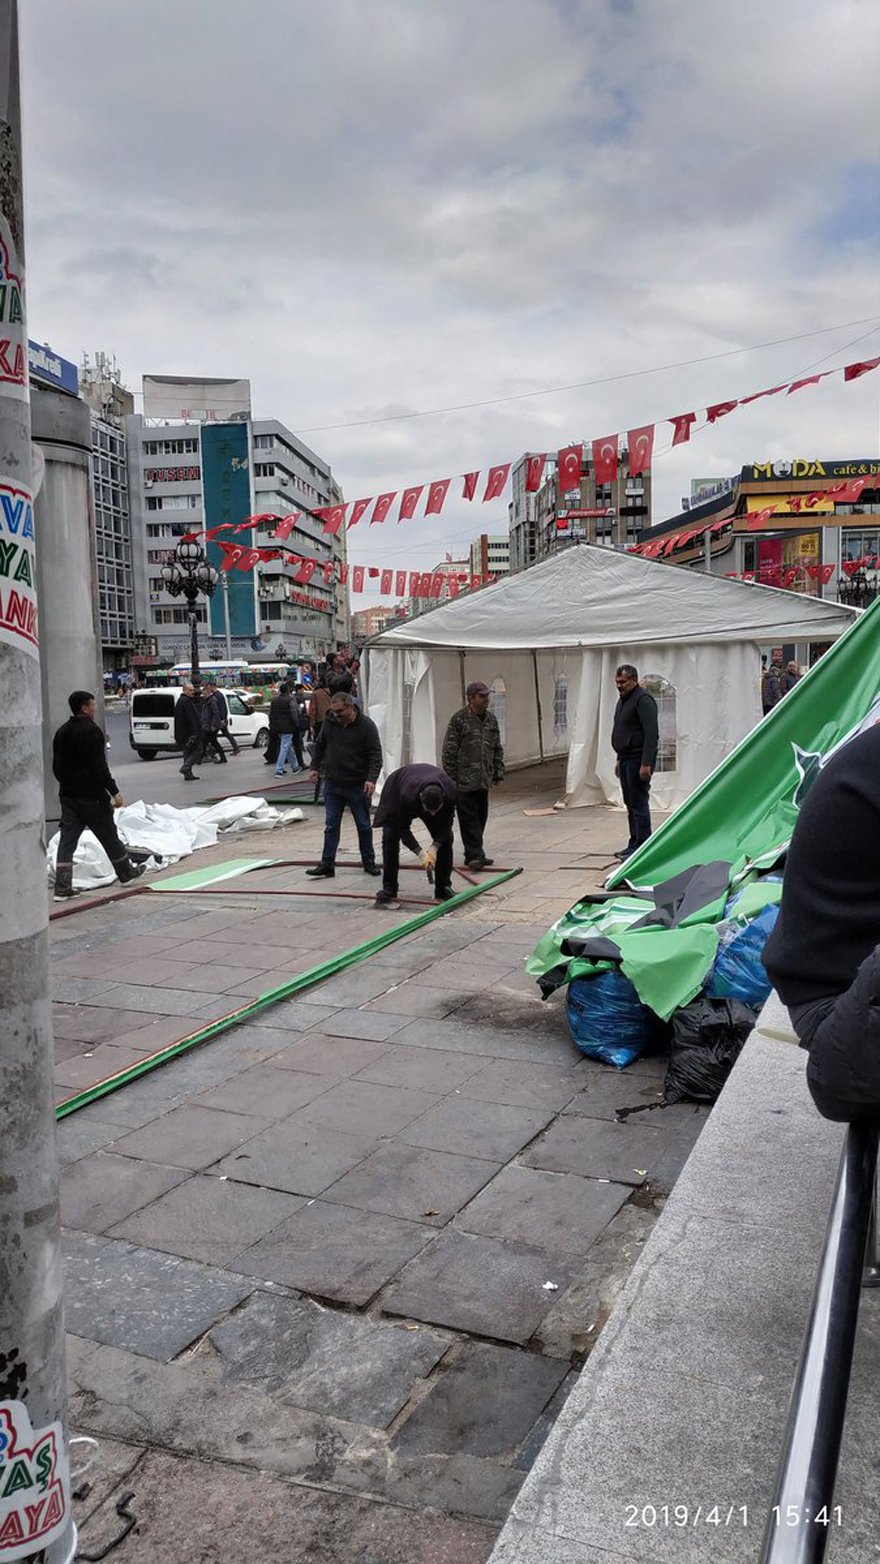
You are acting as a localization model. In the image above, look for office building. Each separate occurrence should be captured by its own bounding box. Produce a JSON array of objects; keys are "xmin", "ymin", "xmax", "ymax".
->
[
  {"xmin": 469, "ymin": 533, "xmax": 510, "ymax": 580},
  {"xmin": 79, "ymin": 353, "xmax": 137, "ymax": 672}
]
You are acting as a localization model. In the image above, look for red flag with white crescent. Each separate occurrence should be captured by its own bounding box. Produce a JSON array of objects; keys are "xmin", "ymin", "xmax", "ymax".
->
[
  {"xmin": 294, "ymin": 560, "xmax": 317, "ymax": 584},
  {"xmin": 787, "ymin": 373, "xmax": 828, "ymax": 394},
  {"xmin": 322, "ymin": 561, "xmax": 334, "ymax": 584},
  {"xmin": 348, "ymin": 498, "xmax": 372, "ymax": 529},
  {"xmin": 448, "ymin": 577, "xmax": 459, "ymax": 597},
  {"xmin": 180, "ymin": 530, "xmax": 202, "ymax": 543},
  {"xmin": 371, "ymin": 493, "xmax": 395, "ymax": 525},
  {"xmin": 315, "ymin": 504, "xmax": 347, "ymax": 535},
  {"xmin": 218, "ymin": 542, "xmax": 243, "ymax": 571},
  {"xmin": 706, "ymin": 400, "xmax": 737, "ymax": 423},
  {"xmin": 273, "ymin": 513, "xmax": 299, "ymax": 540},
  {"xmin": 591, "ymin": 436, "xmax": 618, "ymax": 484},
  {"xmin": 425, "ymin": 478, "xmax": 450, "ymax": 515},
  {"xmin": 470, "ymin": 574, "xmax": 482, "ymax": 591},
  {"xmin": 483, "ymin": 464, "xmax": 510, "ymax": 501},
  {"xmin": 557, "ymin": 445, "xmax": 582, "ymax": 493},
  {"xmin": 627, "ymin": 425, "xmax": 654, "ymax": 478},
  {"xmin": 843, "ymin": 356, "xmax": 880, "ymax": 382},
  {"xmin": 352, "ymin": 565, "xmax": 365, "ymax": 593},
  {"xmin": 205, "ymin": 523, "xmax": 236, "ymax": 540},
  {"xmin": 429, "ymin": 573, "xmax": 443, "ymax": 598},
  {"xmin": 234, "ymin": 547, "xmax": 261, "ymax": 571},
  {"xmin": 409, "ymin": 571, "xmax": 420, "ymax": 596},
  {"xmin": 398, "ymin": 486, "xmax": 424, "ymax": 522},
  {"xmin": 462, "ymin": 472, "xmax": 479, "ymax": 500},
  {"xmin": 669, "ymin": 412, "xmax": 696, "ymax": 445},
  {"xmin": 380, "ymin": 568, "xmax": 393, "ymax": 593},
  {"xmin": 395, "ymin": 569, "xmax": 407, "ymax": 596},
  {"xmin": 739, "ymin": 386, "xmax": 786, "ymax": 405},
  {"xmin": 821, "ymin": 564, "xmax": 835, "ymax": 584},
  {"xmin": 338, "ymin": 563, "xmax": 349, "ymax": 584},
  {"xmin": 525, "ymin": 454, "xmax": 546, "ymax": 493},
  {"xmin": 828, "ymin": 477, "xmax": 868, "ymax": 504}
]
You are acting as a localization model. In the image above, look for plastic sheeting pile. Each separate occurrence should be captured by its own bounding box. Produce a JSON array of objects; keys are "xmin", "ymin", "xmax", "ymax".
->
[{"xmin": 47, "ymin": 795, "xmax": 304, "ymax": 889}]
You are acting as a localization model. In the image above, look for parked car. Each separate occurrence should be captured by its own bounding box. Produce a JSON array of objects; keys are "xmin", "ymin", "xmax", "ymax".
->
[{"xmin": 129, "ymin": 686, "xmax": 269, "ymax": 761}]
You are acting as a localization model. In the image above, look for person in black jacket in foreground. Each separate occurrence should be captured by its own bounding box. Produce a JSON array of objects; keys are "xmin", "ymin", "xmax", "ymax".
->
[
  {"xmin": 373, "ymin": 763, "xmax": 457, "ymax": 909},
  {"xmin": 763, "ymin": 722, "xmax": 880, "ymax": 1120},
  {"xmin": 306, "ymin": 692, "xmax": 382, "ymax": 878},
  {"xmin": 52, "ymin": 690, "xmax": 146, "ymax": 900}
]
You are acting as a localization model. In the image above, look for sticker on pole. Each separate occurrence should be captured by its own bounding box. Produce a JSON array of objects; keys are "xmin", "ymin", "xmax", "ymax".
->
[
  {"xmin": 0, "ymin": 477, "xmax": 37, "ymax": 658},
  {"xmin": 0, "ymin": 215, "xmax": 27, "ymax": 403},
  {"xmin": 0, "ymin": 1401, "xmax": 70, "ymax": 1557}
]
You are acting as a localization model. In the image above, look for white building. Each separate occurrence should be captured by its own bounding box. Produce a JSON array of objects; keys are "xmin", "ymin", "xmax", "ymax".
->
[{"xmin": 469, "ymin": 532, "xmax": 510, "ymax": 580}]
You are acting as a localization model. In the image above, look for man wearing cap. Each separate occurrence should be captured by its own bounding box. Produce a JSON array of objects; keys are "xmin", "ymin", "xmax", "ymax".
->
[
  {"xmin": 441, "ymin": 681, "xmax": 504, "ymax": 870},
  {"xmin": 373, "ymin": 762, "xmax": 457, "ymax": 909}
]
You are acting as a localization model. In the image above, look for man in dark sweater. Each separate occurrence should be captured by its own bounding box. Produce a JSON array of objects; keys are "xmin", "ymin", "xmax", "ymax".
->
[
  {"xmin": 373, "ymin": 763, "xmax": 457, "ymax": 909},
  {"xmin": 611, "ymin": 665, "xmax": 659, "ymax": 861},
  {"xmin": 175, "ymin": 682, "xmax": 203, "ymax": 780},
  {"xmin": 763, "ymin": 723, "xmax": 880, "ymax": 1121},
  {"xmin": 307, "ymin": 692, "xmax": 382, "ymax": 877},
  {"xmin": 52, "ymin": 690, "xmax": 146, "ymax": 900}
]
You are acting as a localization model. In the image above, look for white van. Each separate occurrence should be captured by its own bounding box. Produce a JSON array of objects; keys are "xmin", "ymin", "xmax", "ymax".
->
[{"xmin": 129, "ymin": 687, "xmax": 269, "ymax": 761}]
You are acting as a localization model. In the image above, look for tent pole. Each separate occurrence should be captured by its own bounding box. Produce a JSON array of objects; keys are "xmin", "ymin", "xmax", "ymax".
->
[
  {"xmin": 459, "ymin": 649, "xmax": 467, "ymax": 703},
  {"xmin": 533, "ymin": 650, "xmax": 545, "ymax": 763}
]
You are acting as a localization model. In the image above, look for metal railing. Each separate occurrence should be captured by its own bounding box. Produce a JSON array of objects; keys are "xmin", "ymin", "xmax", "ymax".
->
[{"xmin": 760, "ymin": 1122, "xmax": 880, "ymax": 1562}]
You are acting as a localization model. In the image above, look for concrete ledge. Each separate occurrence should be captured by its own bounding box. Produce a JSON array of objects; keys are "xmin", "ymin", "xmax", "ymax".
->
[{"xmin": 489, "ymin": 1004, "xmax": 880, "ymax": 1562}]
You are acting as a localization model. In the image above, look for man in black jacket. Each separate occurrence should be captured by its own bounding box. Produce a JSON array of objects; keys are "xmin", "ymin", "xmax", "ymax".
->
[
  {"xmin": 763, "ymin": 723, "xmax": 880, "ymax": 1121},
  {"xmin": 373, "ymin": 763, "xmax": 457, "ymax": 909},
  {"xmin": 306, "ymin": 692, "xmax": 382, "ymax": 877},
  {"xmin": 611, "ymin": 665, "xmax": 659, "ymax": 861},
  {"xmin": 268, "ymin": 681, "xmax": 301, "ymax": 776},
  {"xmin": 52, "ymin": 690, "xmax": 146, "ymax": 900},
  {"xmin": 175, "ymin": 682, "xmax": 203, "ymax": 780}
]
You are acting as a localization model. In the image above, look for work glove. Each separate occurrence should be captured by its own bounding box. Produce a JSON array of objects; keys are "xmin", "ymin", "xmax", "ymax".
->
[
  {"xmin": 111, "ymin": 794, "xmax": 124, "ymax": 809},
  {"xmin": 420, "ymin": 847, "xmax": 437, "ymax": 871}
]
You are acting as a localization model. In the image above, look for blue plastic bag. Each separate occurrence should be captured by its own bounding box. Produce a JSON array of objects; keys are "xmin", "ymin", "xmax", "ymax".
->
[
  {"xmin": 566, "ymin": 970, "xmax": 656, "ymax": 1069},
  {"xmin": 707, "ymin": 903, "xmax": 780, "ymax": 1009}
]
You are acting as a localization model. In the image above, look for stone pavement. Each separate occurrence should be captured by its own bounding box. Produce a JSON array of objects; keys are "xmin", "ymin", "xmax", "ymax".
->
[{"xmin": 52, "ymin": 765, "xmax": 708, "ymax": 1563}]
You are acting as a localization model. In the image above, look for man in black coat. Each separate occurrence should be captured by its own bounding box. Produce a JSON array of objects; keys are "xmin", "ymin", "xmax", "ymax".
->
[
  {"xmin": 373, "ymin": 763, "xmax": 457, "ymax": 909},
  {"xmin": 52, "ymin": 690, "xmax": 146, "ymax": 900},
  {"xmin": 763, "ymin": 723, "xmax": 880, "ymax": 1121},
  {"xmin": 268, "ymin": 681, "xmax": 302, "ymax": 776},
  {"xmin": 175, "ymin": 682, "xmax": 203, "ymax": 780},
  {"xmin": 306, "ymin": 692, "xmax": 382, "ymax": 877},
  {"xmin": 611, "ymin": 665, "xmax": 659, "ymax": 861}
]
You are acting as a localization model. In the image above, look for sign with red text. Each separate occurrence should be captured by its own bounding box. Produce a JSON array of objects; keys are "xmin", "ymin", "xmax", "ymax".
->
[
  {"xmin": 0, "ymin": 1401, "xmax": 70, "ymax": 1558},
  {"xmin": 0, "ymin": 479, "xmax": 36, "ymax": 657}
]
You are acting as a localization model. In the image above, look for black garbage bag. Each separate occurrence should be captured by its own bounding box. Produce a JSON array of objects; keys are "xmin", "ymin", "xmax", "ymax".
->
[{"xmin": 664, "ymin": 996, "xmax": 759, "ymax": 1104}]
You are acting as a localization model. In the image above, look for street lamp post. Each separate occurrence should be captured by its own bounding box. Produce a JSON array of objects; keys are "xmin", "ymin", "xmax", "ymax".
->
[{"xmin": 160, "ymin": 540, "xmax": 219, "ymax": 689}]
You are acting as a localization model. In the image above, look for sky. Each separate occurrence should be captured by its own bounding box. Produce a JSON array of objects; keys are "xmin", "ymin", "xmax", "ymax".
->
[{"xmin": 19, "ymin": 0, "xmax": 880, "ymax": 599}]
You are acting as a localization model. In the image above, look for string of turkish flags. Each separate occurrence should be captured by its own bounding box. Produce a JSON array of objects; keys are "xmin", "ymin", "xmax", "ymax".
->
[
  {"xmin": 724, "ymin": 560, "xmax": 876, "ymax": 588},
  {"xmin": 207, "ymin": 534, "xmax": 491, "ymax": 597},
  {"xmin": 302, "ymin": 352, "xmax": 877, "ymax": 535},
  {"xmin": 633, "ymin": 477, "xmax": 873, "ymax": 558}
]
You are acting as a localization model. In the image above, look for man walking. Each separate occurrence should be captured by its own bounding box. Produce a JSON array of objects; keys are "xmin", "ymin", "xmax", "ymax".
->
[
  {"xmin": 611, "ymin": 664, "xmax": 658, "ymax": 861},
  {"xmin": 269, "ymin": 681, "xmax": 302, "ymax": 776},
  {"xmin": 52, "ymin": 690, "xmax": 146, "ymax": 900},
  {"xmin": 441, "ymin": 680, "xmax": 504, "ymax": 869},
  {"xmin": 761, "ymin": 653, "xmax": 787, "ymax": 715},
  {"xmin": 175, "ymin": 682, "xmax": 203, "ymax": 780},
  {"xmin": 206, "ymin": 681, "xmax": 240, "ymax": 755},
  {"xmin": 373, "ymin": 763, "xmax": 457, "ymax": 909},
  {"xmin": 200, "ymin": 683, "xmax": 226, "ymax": 764},
  {"xmin": 307, "ymin": 691, "xmax": 382, "ymax": 878}
]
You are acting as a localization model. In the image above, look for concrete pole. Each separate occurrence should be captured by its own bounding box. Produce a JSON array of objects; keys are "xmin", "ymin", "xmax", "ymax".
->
[{"xmin": 0, "ymin": 5, "xmax": 76, "ymax": 1560}]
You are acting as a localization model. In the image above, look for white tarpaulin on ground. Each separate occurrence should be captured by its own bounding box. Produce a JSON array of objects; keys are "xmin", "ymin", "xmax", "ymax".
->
[
  {"xmin": 47, "ymin": 795, "xmax": 304, "ymax": 889},
  {"xmin": 365, "ymin": 546, "xmax": 858, "ymax": 811}
]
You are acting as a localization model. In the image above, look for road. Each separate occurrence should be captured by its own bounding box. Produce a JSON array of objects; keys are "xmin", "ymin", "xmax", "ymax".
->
[{"xmin": 104, "ymin": 705, "xmax": 303, "ymax": 811}]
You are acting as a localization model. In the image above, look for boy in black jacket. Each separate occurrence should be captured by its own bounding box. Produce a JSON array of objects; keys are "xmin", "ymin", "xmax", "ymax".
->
[{"xmin": 306, "ymin": 693, "xmax": 382, "ymax": 877}]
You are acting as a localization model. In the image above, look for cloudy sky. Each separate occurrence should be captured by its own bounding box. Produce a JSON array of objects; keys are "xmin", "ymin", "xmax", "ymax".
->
[{"xmin": 19, "ymin": 0, "xmax": 880, "ymax": 588}]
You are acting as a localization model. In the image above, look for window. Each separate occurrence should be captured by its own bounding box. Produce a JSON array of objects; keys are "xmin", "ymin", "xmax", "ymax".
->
[
  {"xmin": 641, "ymin": 674, "xmax": 677, "ymax": 773},
  {"xmin": 553, "ymin": 673, "xmax": 568, "ymax": 737},
  {"xmin": 489, "ymin": 676, "xmax": 507, "ymax": 746}
]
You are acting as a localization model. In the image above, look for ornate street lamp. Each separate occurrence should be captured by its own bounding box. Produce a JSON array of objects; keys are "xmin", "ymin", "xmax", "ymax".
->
[{"xmin": 160, "ymin": 539, "xmax": 219, "ymax": 689}]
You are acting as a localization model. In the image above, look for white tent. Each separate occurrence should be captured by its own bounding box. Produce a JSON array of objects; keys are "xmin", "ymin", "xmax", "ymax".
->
[{"xmin": 365, "ymin": 546, "xmax": 858, "ymax": 811}]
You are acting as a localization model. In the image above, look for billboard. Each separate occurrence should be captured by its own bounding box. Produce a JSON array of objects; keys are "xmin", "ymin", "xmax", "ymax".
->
[
  {"xmin": 143, "ymin": 375, "xmax": 251, "ymax": 423},
  {"xmin": 200, "ymin": 423, "xmax": 256, "ymax": 639},
  {"xmin": 27, "ymin": 340, "xmax": 78, "ymax": 396}
]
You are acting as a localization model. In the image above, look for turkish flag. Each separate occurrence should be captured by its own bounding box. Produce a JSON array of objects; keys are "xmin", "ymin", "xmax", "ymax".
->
[
  {"xmin": 273, "ymin": 513, "xmax": 299, "ymax": 540},
  {"xmin": 351, "ymin": 565, "xmax": 365, "ymax": 593},
  {"xmin": 419, "ymin": 572, "xmax": 433, "ymax": 596},
  {"xmin": 294, "ymin": 560, "xmax": 317, "ymax": 584},
  {"xmin": 371, "ymin": 493, "xmax": 395, "ymax": 525},
  {"xmin": 425, "ymin": 478, "xmax": 450, "ymax": 515},
  {"xmin": 525, "ymin": 454, "xmax": 546, "ymax": 493},
  {"xmin": 429, "ymin": 573, "xmax": 444, "ymax": 598},
  {"xmin": 322, "ymin": 561, "xmax": 334, "ymax": 583},
  {"xmin": 787, "ymin": 373, "xmax": 828, "ymax": 394},
  {"xmin": 237, "ymin": 513, "xmax": 274, "ymax": 532},
  {"xmin": 205, "ymin": 523, "xmax": 236, "ymax": 540},
  {"xmin": 788, "ymin": 496, "xmax": 805, "ymax": 512},
  {"xmin": 746, "ymin": 507, "xmax": 776, "ymax": 530},
  {"xmin": 841, "ymin": 559, "xmax": 859, "ymax": 576},
  {"xmin": 783, "ymin": 568, "xmax": 798, "ymax": 588},
  {"xmin": 592, "ymin": 436, "xmax": 618, "ymax": 484},
  {"xmin": 821, "ymin": 564, "xmax": 835, "ymax": 584},
  {"xmin": 258, "ymin": 548, "xmax": 283, "ymax": 562},
  {"xmin": 380, "ymin": 568, "xmax": 393, "ymax": 593},
  {"xmin": 483, "ymin": 464, "xmax": 510, "ymax": 501},
  {"xmin": 395, "ymin": 569, "xmax": 407, "ymax": 595},
  {"xmin": 627, "ymin": 425, "xmax": 654, "ymax": 478},
  {"xmin": 234, "ymin": 548, "xmax": 261, "ymax": 571},
  {"xmin": 805, "ymin": 564, "xmax": 821, "ymax": 580},
  {"xmin": 218, "ymin": 543, "xmax": 243, "ymax": 571},
  {"xmin": 739, "ymin": 385, "xmax": 787, "ymax": 405},
  {"xmin": 462, "ymin": 472, "xmax": 479, "ymax": 500},
  {"xmin": 557, "ymin": 445, "xmax": 582, "ymax": 493},
  {"xmin": 315, "ymin": 504, "xmax": 347, "ymax": 535},
  {"xmin": 844, "ymin": 356, "xmax": 880, "ymax": 382},
  {"xmin": 399, "ymin": 486, "xmax": 424, "ymax": 522},
  {"xmin": 368, "ymin": 567, "xmax": 379, "ymax": 577},
  {"xmin": 803, "ymin": 491, "xmax": 824, "ymax": 509},
  {"xmin": 448, "ymin": 577, "xmax": 460, "ymax": 597},
  {"xmin": 669, "ymin": 412, "xmax": 696, "ymax": 445},
  {"xmin": 742, "ymin": 571, "xmax": 756, "ymax": 582},
  {"xmin": 829, "ymin": 477, "xmax": 868, "ymax": 504},
  {"xmin": 409, "ymin": 572, "xmax": 420, "ymax": 596},
  {"xmin": 706, "ymin": 400, "xmax": 737, "ymax": 423},
  {"xmin": 348, "ymin": 498, "xmax": 372, "ymax": 529},
  {"xmin": 470, "ymin": 574, "xmax": 482, "ymax": 590},
  {"xmin": 180, "ymin": 530, "xmax": 201, "ymax": 543}
]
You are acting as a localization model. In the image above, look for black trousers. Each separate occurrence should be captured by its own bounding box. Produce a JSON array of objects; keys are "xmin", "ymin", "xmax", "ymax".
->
[
  {"xmin": 381, "ymin": 824, "xmax": 453, "ymax": 898},
  {"xmin": 201, "ymin": 730, "xmax": 226, "ymax": 762},
  {"xmin": 795, "ymin": 949, "xmax": 880, "ymax": 1121},
  {"xmin": 57, "ymin": 796, "xmax": 130, "ymax": 872},
  {"xmin": 456, "ymin": 788, "xmax": 489, "ymax": 863},
  {"xmin": 180, "ymin": 734, "xmax": 202, "ymax": 774},
  {"xmin": 265, "ymin": 731, "xmax": 280, "ymax": 764},
  {"xmin": 619, "ymin": 757, "xmax": 652, "ymax": 851},
  {"xmin": 218, "ymin": 721, "xmax": 240, "ymax": 754}
]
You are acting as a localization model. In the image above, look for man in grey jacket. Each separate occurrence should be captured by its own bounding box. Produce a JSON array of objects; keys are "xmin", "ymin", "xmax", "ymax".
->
[{"xmin": 441, "ymin": 680, "xmax": 504, "ymax": 869}]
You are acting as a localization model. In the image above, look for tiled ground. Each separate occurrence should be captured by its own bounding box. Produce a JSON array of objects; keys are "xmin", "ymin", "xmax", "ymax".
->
[{"xmin": 56, "ymin": 765, "xmax": 708, "ymax": 1562}]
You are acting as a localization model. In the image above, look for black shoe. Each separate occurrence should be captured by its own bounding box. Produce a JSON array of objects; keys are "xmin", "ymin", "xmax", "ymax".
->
[
  {"xmin": 464, "ymin": 858, "xmax": 485, "ymax": 870},
  {"xmin": 480, "ymin": 857, "xmax": 494, "ymax": 867},
  {"xmin": 374, "ymin": 889, "xmax": 401, "ymax": 908},
  {"xmin": 363, "ymin": 864, "xmax": 381, "ymax": 876},
  {"xmin": 306, "ymin": 864, "xmax": 335, "ymax": 878},
  {"xmin": 118, "ymin": 863, "xmax": 147, "ymax": 885},
  {"xmin": 615, "ymin": 849, "xmax": 633, "ymax": 863},
  {"xmin": 182, "ymin": 772, "xmax": 200, "ymax": 781},
  {"xmin": 53, "ymin": 886, "xmax": 82, "ymax": 902},
  {"xmin": 435, "ymin": 885, "xmax": 455, "ymax": 902}
]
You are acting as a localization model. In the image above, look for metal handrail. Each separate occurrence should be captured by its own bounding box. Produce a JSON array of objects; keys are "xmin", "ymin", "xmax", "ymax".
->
[{"xmin": 760, "ymin": 1122, "xmax": 879, "ymax": 1562}]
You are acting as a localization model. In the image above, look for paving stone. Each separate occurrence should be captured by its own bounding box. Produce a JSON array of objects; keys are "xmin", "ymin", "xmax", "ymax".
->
[
  {"xmin": 62, "ymin": 1232, "xmax": 252, "ymax": 1360},
  {"xmin": 459, "ymin": 1059, "xmax": 585, "ymax": 1112},
  {"xmin": 73, "ymin": 982, "xmax": 236, "ymax": 1018},
  {"xmin": 232, "ymin": 1199, "xmax": 432, "ymax": 1303},
  {"xmin": 356, "ymin": 1046, "xmax": 484, "ymax": 1093},
  {"xmin": 521, "ymin": 1114, "xmax": 672, "ymax": 1186},
  {"xmin": 393, "ymin": 1016, "xmax": 577, "ymax": 1065},
  {"xmin": 563, "ymin": 1071, "xmax": 693, "ymax": 1122},
  {"xmin": 108, "ymin": 1174, "xmax": 304, "ymax": 1266},
  {"xmin": 50, "ymin": 976, "xmax": 114, "ymax": 1005},
  {"xmin": 362, "ymin": 983, "xmax": 469, "ymax": 1019},
  {"xmin": 455, "ymin": 1165, "xmax": 629, "ymax": 1255},
  {"xmin": 393, "ymin": 1340, "xmax": 568, "ymax": 1458},
  {"xmin": 157, "ymin": 960, "xmax": 271, "ymax": 993},
  {"xmin": 54, "ymin": 1039, "xmax": 162, "ymax": 1090},
  {"xmin": 324, "ymin": 1142, "xmax": 501, "ymax": 1226},
  {"xmin": 307, "ymin": 964, "xmax": 407, "ymax": 1006},
  {"xmin": 51, "ymin": 1005, "xmax": 163, "ymax": 1043},
  {"xmin": 111, "ymin": 1103, "xmax": 271, "ymax": 1170},
  {"xmin": 320, "ymin": 1006, "xmax": 412, "ymax": 1041},
  {"xmin": 214, "ymin": 1117, "xmax": 379, "ymax": 1195},
  {"xmin": 266, "ymin": 1032, "xmax": 393, "ymax": 1076},
  {"xmin": 193, "ymin": 1063, "xmax": 336, "ymax": 1120},
  {"xmin": 61, "ymin": 1151, "xmax": 187, "ymax": 1233},
  {"xmin": 260, "ymin": 997, "xmax": 344, "ymax": 1027},
  {"xmin": 382, "ymin": 1229, "xmax": 579, "ymax": 1344},
  {"xmin": 646, "ymin": 1110, "xmax": 710, "ymax": 1192},
  {"xmin": 400, "ymin": 1096, "xmax": 553, "ymax": 1162},
  {"xmin": 54, "ymin": 1035, "xmax": 96, "ymax": 1063},
  {"xmin": 97, "ymin": 1015, "xmax": 211, "ymax": 1053},
  {"xmin": 512, "ymin": 1369, "xmax": 579, "ymax": 1471},
  {"xmin": 55, "ymin": 1114, "xmax": 123, "ymax": 1165},
  {"xmin": 293, "ymin": 1078, "xmax": 439, "ymax": 1138},
  {"xmin": 210, "ymin": 1288, "xmax": 448, "ymax": 1425}
]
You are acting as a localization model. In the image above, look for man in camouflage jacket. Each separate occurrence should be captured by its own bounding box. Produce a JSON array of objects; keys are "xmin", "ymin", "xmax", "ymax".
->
[{"xmin": 441, "ymin": 680, "xmax": 504, "ymax": 868}]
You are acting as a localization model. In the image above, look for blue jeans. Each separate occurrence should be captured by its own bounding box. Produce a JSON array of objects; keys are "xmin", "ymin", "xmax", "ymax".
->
[
  {"xmin": 275, "ymin": 733, "xmax": 300, "ymax": 774},
  {"xmin": 321, "ymin": 781, "xmax": 376, "ymax": 868}
]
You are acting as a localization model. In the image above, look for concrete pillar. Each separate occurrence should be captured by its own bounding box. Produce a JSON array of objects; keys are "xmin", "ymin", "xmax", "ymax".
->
[{"xmin": 31, "ymin": 385, "xmax": 103, "ymax": 830}]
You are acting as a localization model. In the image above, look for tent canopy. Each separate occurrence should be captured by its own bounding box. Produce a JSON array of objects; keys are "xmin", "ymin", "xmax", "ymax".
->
[{"xmin": 365, "ymin": 546, "xmax": 858, "ymax": 813}]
